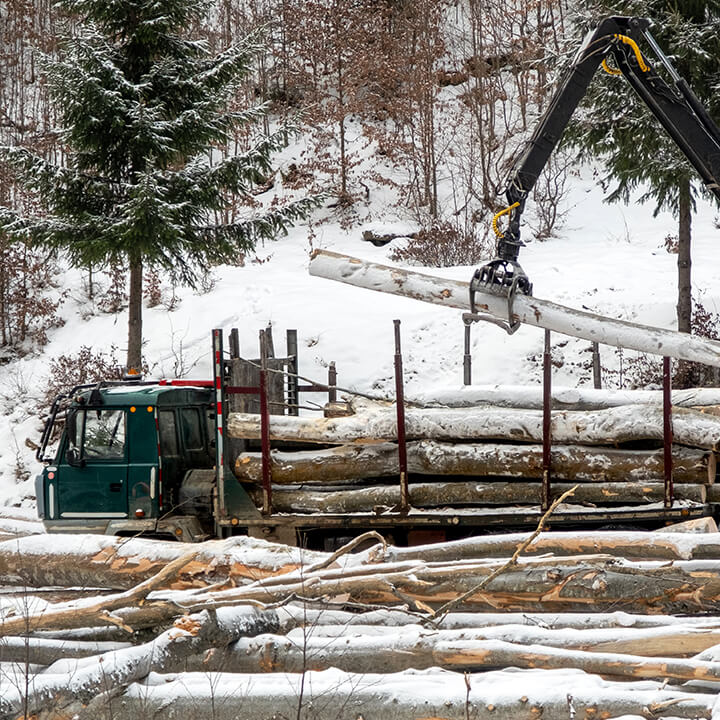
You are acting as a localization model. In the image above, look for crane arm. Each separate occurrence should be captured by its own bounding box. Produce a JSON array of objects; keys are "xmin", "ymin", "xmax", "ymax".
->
[{"xmin": 475, "ymin": 15, "xmax": 720, "ymax": 309}]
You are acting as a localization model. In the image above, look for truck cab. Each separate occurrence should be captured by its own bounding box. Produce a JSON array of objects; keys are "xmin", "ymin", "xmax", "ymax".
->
[{"xmin": 36, "ymin": 383, "xmax": 215, "ymax": 541}]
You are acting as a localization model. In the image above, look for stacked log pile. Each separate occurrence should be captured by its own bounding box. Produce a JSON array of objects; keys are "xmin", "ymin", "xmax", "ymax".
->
[
  {"xmin": 227, "ymin": 391, "xmax": 720, "ymax": 514},
  {"xmin": 4, "ymin": 525, "xmax": 720, "ymax": 718}
]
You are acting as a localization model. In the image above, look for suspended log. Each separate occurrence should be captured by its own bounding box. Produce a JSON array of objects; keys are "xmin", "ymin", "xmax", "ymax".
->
[
  {"xmin": 309, "ymin": 249, "xmax": 720, "ymax": 367},
  {"xmin": 228, "ymin": 400, "xmax": 720, "ymax": 449},
  {"xmin": 234, "ymin": 440, "xmax": 715, "ymax": 485},
  {"xmin": 68, "ymin": 669, "xmax": 716, "ymax": 720},
  {"xmin": 250, "ymin": 481, "xmax": 706, "ymax": 513}
]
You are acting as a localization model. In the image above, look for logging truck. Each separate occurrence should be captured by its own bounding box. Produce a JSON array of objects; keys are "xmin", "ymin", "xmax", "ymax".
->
[{"xmin": 34, "ymin": 16, "xmax": 720, "ymax": 546}]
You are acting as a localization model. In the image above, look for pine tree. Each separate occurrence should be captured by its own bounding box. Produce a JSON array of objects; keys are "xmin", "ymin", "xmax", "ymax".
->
[
  {"xmin": 0, "ymin": 0, "xmax": 321, "ymax": 371},
  {"xmin": 566, "ymin": 3, "xmax": 720, "ymax": 339}
]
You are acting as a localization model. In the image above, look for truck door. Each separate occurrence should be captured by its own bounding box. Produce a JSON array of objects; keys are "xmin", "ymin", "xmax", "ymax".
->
[{"xmin": 57, "ymin": 408, "xmax": 129, "ymax": 518}]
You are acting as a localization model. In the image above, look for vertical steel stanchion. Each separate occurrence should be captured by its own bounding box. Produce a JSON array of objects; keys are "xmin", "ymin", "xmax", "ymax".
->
[
  {"xmin": 463, "ymin": 321, "xmax": 472, "ymax": 386},
  {"xmin": 542, "ymin": 329, "xmax": 552, "ymax": 512},
  {"xmin": 286, "ymin": 329, "xmax": 299, "ymax": 416},
  {"xmin": 259, "ymin": 329, "xmax": 273, "ymax": 515},
  {"xmin": 663, "ymin": 356, "xmax": 674, "ymax": 509},
  {"xmin": 394, "ymin": 320, "xmax": 409, "ymax": 511},
  {"xmin": 592, "ymin": 341, "xmax": 602, "ymax": 390},
  {"xmin": 328, "ymin": 362, "xmax": 337, "ymax": 403}
]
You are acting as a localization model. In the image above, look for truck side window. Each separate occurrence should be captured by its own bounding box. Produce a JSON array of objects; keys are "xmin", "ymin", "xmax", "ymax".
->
[
  {"xmin": 159, "ymin": 410, "xmax": 179, "ymax": 456},
  {"xmin": 83, "ymin": 409, "xmax": 126, "ymax": 459},
  {"xmin": 180, "ymin": 408, "xmax": 203, "ymax": 450}
]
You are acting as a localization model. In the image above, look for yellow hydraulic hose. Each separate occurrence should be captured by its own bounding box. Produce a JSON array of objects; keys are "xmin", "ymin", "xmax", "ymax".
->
[
  {"xmin": 602, "ymin": 33, "xmax": 649, "ymax": 75},
  {"xmin": 492, "ymin": 202, "xmax": 520, "ymax": 238}
]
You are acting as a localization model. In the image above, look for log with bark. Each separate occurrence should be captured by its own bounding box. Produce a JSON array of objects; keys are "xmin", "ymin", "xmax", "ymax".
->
[
  {"xmin": 0, "ymin": 533, "xmax": 327, "ymax": 591},
  {"xmin": 308, "ymin": 249, "xmax": 720, "ymax": 367},
  {"xmin": 409, "ymin": 383, "xmax": 720, "ymax": 411},
  {"xmin": 234, "ymin": 440, "xmax": 715, "ymax": 485},
  {"xmin": 69, "ymin": 669, "xmax": 716, "ymax": 720},
  {"xmin": 210, "ymin": 628, "xmax": 720, "ymax": 679},
  {"xmin": 228, "ymin": 399, "xmax": 720, "ymax": 449},
  {"xmin": 248, "ymin": 481, "xmax": 706, "ymax": 513}
]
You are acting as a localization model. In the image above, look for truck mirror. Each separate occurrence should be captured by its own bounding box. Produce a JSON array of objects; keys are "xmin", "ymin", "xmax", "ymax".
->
[{"xmin": 66, "ymin": 446, "xmax": 85, "ymax": 468}]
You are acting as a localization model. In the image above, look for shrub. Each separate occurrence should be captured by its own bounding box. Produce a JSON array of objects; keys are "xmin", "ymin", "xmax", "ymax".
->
[{"xmin": 389, "ymin": 220, "xmax": 492, "ymax": 267}]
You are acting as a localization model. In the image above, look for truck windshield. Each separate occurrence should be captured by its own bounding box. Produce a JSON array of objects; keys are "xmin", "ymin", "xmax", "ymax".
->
[{"xmin": 75, "ymin": 409, "xmax": 127, "ymax": 460}]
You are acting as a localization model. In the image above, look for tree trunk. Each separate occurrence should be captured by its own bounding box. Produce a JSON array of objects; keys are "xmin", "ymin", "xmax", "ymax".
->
[
  {"xmin": 212, "ymin": 631, "xmax": 720, "ymax": 687},
  {"xmin": 252, "ymin": 481, "xmax": 706, "ymax": 514},
  {"xmin": 677, "ymin": 176, "xmax": 692, "ymax": 334},
  {"xmin": 234, "ymin": 441, "xmax": 714, "ymax": 485},
  {"xmin": 0, "ymin": 534, "xmax": 326, "ymax": 590},
  {"xmin": 126, "ymin": 256, "xmax": 143, "ymax": 373},
  {"xmin": 308, "ymin": 249, "xmax": 720, "ymax": 367},
  {"xmin": 228, "ymin": 399, "xmax": 720, "ymax": 449},
  {"xmin": 62, "ymin": 670, "xmax": 716, "ymax": 720}
]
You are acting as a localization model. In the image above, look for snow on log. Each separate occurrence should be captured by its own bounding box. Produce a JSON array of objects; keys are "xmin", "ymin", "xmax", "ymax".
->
[
  {"xmin": 212, "ymin": 629, "xmax": 720, "ymax": 680},
  {"xmin": 0, "ymin": 534, "xmax": 326, "ymax": 590},
  {"xmin": 410, "ymin": 383, "xmax": 720, "ymax": 411},
  {"xmin": 228, "ymin": 399, "xmax": 720, "ymax": 449},
  {"xmin": 309, "ymin": 249, "xmax": 720, "ymax": 366},
  {"xmin": 375, "ymin": 529, "xmax": 720, "ymax": 563},
  {"xmin": 234, "ymin": 441, "xmax": 714, "ymax": 485},
  {"xmin": 251, "ymin": 481, "xmax": 706, "ymax": 513},
  {"xmin": 0, "ymin": 606, "xmax": 284, "ymax": 718},
  {"xmin": 71, "ymin": 668, "xmax": 716, "ymax": 720}
]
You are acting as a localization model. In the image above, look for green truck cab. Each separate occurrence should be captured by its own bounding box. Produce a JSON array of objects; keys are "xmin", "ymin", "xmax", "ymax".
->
[{"xmin": 36, "ymin": 382, "xmax": 223, "ymax": 541}]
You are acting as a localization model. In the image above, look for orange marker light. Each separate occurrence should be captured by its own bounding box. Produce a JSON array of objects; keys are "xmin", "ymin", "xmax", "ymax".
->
[
  {"xmin": 130, "ymin": 406, "xmax": 136, "ymax": 413},
  {"xmin": 135, "ymin": 509, "xmax": 145, "ymax": 518},
  {"xmin": 147, "ymin": 406, "xmax": 153, "ymax": 412}
]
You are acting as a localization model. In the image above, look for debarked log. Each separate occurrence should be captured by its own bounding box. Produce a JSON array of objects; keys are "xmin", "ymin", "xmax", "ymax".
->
[
  {"xmin": 208, "ymin": 631, "xmax": 720, "ymax": 685},
  {"xmin": 234, "ymin": 441, "xmax": 715, "ymax": 485},
  {"xmin": 228, "ymin": 401, "xmax": 720, "ymax": 449},
  {"xmin": 74, "ymin": 669, "xmax": 715, "ymax": 720},
  {"xmin": 308, "ymin": 249, "xmax": 720, "ymax": 367},
  {"xmin": 249, "ymin": 481, "xmax": 706, "ymax": 513}
]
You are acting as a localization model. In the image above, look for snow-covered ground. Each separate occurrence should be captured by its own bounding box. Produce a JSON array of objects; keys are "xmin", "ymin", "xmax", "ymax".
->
[{"xmin": 1, "ymin": 153, "xmax": 718, "ymax": 513}]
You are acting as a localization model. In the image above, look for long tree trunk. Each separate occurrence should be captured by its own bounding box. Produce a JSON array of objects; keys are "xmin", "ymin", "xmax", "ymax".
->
[
  {"xmin": 677, "ymin": 176, "xmax": 692, "ymax": 334},
  {"xmin": 308, "ymin": 250, "xmax": 720, "ymax": 367},
  {"xmin": 126, "ymin": 256, "xmax": 143, "ymax": 373},
  {"xmin": 234, "ymin": 441, "xmax": 715, "ymax": 485}
]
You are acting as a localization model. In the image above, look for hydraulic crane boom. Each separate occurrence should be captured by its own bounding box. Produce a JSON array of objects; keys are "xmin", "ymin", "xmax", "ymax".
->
[{"xmin": 472, "ymin": 16, "xmax": 720, "ymax": 318}]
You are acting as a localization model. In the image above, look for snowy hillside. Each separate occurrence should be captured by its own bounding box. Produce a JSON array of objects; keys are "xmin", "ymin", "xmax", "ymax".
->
[{"xmin": 2, "ymin": 148, "xmax": 719, "ymax": 513}]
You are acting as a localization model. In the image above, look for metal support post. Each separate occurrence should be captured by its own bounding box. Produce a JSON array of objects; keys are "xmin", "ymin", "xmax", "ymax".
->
[
  {"xmin": 394, "ymin": 320, "xmax": 409, "ymax": 511},
  {"xmin": 663, "ymin": 356, "xmax": 674, "ymax": 508},
  {"xmin": 286, "ymin": 329, "xmax": 299, "ymax": 416},
  {"xmin": 259, "ymin": 329, "xmax": 273, "ymax": 515},
  {"xmin": 542, "ymin": 329, "xmax": 552, "ymax": 512},
  {"xmin": 592, "ymin": 341, "xmax": 602, "ymax": 389},
  {"xmin": 212, "ymin": 329, "xmax": 226, "ymax": 517},
  {"xmin": 328, "ymin": 362, "xmax": 337, "ymax": 403},
  {"xmin": 463, "ymin": 321, "xmax": 472, "ymax": 386}
]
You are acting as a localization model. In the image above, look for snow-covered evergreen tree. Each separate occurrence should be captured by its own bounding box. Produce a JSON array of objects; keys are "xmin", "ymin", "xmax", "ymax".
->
[
  {"xmin": 566, "ymin": 2, "xmax": 720, "ymax": 339},
  {"xmin": 0, "ymin": 0, "xmax": 321, "ymax": 371}
]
